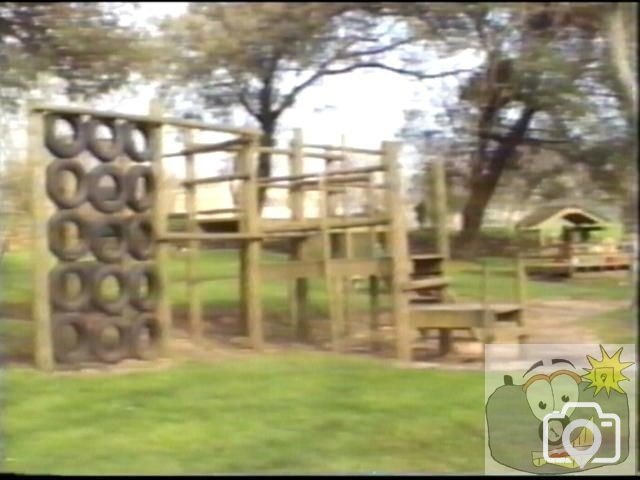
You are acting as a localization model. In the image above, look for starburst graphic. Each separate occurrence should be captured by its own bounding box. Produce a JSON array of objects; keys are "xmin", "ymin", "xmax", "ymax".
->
[{"xmin": 582, "ymin": 345, "xmax": 634, "ymax": 396}]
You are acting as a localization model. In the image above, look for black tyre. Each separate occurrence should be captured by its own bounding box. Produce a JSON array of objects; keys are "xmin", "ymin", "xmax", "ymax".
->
[
  {"xmin": 124, "ymin": 165, "xmax": 155, "ymax": 212},
  {"xmin": 129, "ymin": 263, "xmax": 159, "ymax": 311},
  {"xmin": 45, "ymin": 159, "xmax": 88, "ymax": 209},
  {"xmin": 126, "ymin": 215, "xmax": 155, "ymax": 260},
  {"xmin": 48, "ymin": 211, "xmax": 90, "ymax": 261},
  {"xmin": 89, "ymin": 216, "xmax": 127, "ymax": 263},
  {"xmin": 86, "ymin": 117, "xmax": 125, "ymax": 162},
  {"xmin": 90, "ymin": 264, "xmax": 129, "ymax": 315},
  {"xmin": 87, "ymin": 164, "xmax": 126, "ymax": 214},
  {"xmin": 49, "ymin": 263, "xmax": 92, "ymax": 312},
  {"xmin": 90, "ymin": 316, "xmax": 131, "ymax": 364},
  {"xmin": 44, "ymin": 113, "xmax": 87, "ymax": 158},
  {"xmin": 52, "ymin": 314, "xmax": 91, "ymax": 364},
  {"xmin": 122, "ymin": 122, "xmax": 154, "ymax": 162},
  {"xmin": 129, "ymin": 313, "xmax": 162, "ymax": 360}
]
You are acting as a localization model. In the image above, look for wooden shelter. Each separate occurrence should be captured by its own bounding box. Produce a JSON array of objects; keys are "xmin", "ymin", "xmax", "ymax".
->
[
  {"xmin": 516, "ymin": 205, "xmax": 610, "ymax": 246},
  {"xmin": 516, "ymin": 205, "xmax": 630, "ymax": 277}
]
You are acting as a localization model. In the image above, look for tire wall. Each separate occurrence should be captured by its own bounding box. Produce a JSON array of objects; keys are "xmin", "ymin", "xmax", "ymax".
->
[{"xmin": 44, "ymin": 113, "xmax": 162, "ymax": 365}]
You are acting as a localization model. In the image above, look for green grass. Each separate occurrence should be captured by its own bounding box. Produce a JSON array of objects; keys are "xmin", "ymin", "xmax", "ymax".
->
[
  {"xmin": 2, "ymin": 251, "xmax": 632, "ymax": 311},
  {"xmin": 3, "ymin": 354, "xmax": 485, "ymax": 474},
  {"xmin": 0, "ymin": 319, "xmax": 34, "ymax": 361},
  {"xmin": 0, "ymin": 248, "xmax": 634, "ymax": 474},
  {"xmin": 446, "ymin": 257, "xmax": 633, "ymax": 303},
  {"xmin": 582, "ymin": 307, "xmax": 637, "ymax": 344}
]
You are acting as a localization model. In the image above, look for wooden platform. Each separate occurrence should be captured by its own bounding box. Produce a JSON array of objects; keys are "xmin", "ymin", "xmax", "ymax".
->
[
  {"xmin": 410, "ymin": 302, "xmax": 522, "ymax": 328},
  {"xmin": 525, "ymin": 260, "xmax": 630, "ymax": 278}
]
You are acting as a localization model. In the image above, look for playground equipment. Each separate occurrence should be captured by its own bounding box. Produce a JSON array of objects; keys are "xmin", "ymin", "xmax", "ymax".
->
[
  {"xmin": 409, "ymin": 257, "xmax": 527, "ymax": 356},
  {"xmin": 516, "ymin": 205, "xmax": 631, "ymax": 278},
  {"xmin": 28, "ymin": 104, "xmax": 528, "ymax": 370}
]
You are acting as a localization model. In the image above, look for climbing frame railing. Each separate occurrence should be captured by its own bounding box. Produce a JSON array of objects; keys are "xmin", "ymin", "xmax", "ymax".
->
[{"xmin": 162, "ymin": 126, "xmax": 413, "ymax": 360}]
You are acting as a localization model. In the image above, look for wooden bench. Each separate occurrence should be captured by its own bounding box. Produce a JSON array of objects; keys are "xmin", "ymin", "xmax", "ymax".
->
[{"xmin": 410, "ymin": 302, "xmax": 527, "ymax": 356}]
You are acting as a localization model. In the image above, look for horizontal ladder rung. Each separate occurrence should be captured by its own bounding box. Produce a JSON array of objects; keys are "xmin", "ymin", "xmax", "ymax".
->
[
  {"xmin": 403, "ymin": 277, "xmax": 451, "ymax": 291},
  {"xmin": 303, "ymin": 144, "xmax": 383, "ymax": 156},
  {"xmin": 326, "ymin": 166, "xmax": 385, "ymax": 176},
  {"xmin": 159, "ymin": 233, "xmax": 262, "ymax": 242},
  {"xmin": 182, "ymin": 174, "xmax": 249, "ymax": 186},
  {"xmin": 164, "ymin": 138, "xmax": 247, "ymax": 157},
  {"xmin": 263, "ymin": 217, "xmax": 389, "ymax": 233},
  {"xmin": 197, "ymin": 208, "xmax": 241, "ymax": 215}
]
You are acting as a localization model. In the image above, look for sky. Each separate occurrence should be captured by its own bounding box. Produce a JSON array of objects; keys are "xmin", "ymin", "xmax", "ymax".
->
[
  {"xmin": 109, "ymin": 3, "xmax": 483, "ymax": 178},
  {"xmin": 1, "ymin": 2, "xmax": 482, "ymax": 184}
]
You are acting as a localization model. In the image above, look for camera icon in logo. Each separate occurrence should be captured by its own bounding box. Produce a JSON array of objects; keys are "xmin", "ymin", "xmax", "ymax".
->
[{"xmin": 543, "ymin": 402, "xmax": 621, "ymax": 469}]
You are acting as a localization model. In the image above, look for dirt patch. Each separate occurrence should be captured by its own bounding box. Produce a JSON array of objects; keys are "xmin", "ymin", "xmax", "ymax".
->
[
  {"xmin": 524, "ymin": 299, "xmax": 627, "ymax": 344},
  {"xmin": 4, "ymin": 300, "xmax": 628, "ymax": 376}
]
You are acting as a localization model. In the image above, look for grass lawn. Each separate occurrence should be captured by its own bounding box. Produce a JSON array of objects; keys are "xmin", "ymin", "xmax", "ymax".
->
[
  {"xmin": 583, "ymin": 307, "xmax": 638, "ymax": 344},
  {"xmin": 0, "ymin": 248, "xmax": 634, "ymax": 474},
  {"xmin": 3, "ymin": 354, "xmax": 485, "ymax": 474},
  {"xmin": 1, "ymin": 250, "xmax": 633, "ymax": 313}
]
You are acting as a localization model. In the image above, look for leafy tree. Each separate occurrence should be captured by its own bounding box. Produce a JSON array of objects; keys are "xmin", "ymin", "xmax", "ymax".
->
[
  {"xmin": 156, "ymin": 2, "xmax": 469, "ymax": 205},
  {"xmin": 396, "ymin": 3, "xmax": 635, "ymax": 251},
  {"xmin": 0, "ymin": 2, "xmax": 151, "ymax": 107}
]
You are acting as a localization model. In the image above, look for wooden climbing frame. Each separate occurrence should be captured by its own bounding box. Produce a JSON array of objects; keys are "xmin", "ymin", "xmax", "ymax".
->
[{"xmin": 28, "ymin": 104, "xmax": 418, "ymax": 369}]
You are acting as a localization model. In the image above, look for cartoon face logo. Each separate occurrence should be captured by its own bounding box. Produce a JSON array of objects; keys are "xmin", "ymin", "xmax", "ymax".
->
[{"xmin": 485, "ymin": 346, "xmax": 633, "ymax": 474}]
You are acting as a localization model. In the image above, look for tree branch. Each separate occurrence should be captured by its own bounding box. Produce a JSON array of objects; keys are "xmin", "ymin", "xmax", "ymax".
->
[
  {"xmin": 480, "ymin": 132, "xmax": 569, "ymax": 145},
  {"xmin": 274, "ymin": 62, "xmax": 472, "ymax": 116},
  {"xmin": 322, "ymin": 62, "xmax": 473, "ymax": 79},
  {"xmin": 237, "ymin": 89, "xmax": 259, "ymax": 119},
  {"xmin": 337, "ymin": 36, "xmax": 418, "ymax": 59}
]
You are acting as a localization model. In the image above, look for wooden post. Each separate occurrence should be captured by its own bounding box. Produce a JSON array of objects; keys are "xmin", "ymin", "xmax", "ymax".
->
[
  {"xmin": 28, "ymin": 102, "xmax": 54, "ymax": 371},
  {"xmin": 515, "ymin": 254, "xmax": 526, "ymax": 307},
  {"xmin": 288, "ymin": 129, "xmax": 309, "ymax": 341},
  {"xmin": 514, "ymin": 253, "xmax": 528, "ymax": 345},
  {"xmin": 150, "ymin": 101, "xmax": 172, "ymax": 355},
  {"xmin": 366, "ymin": 171, "xmax": 380, "ymax": 349},
  {"xmin": 480, "ymin": 260, "xmax": 495, "ymax": 344},
  {"xmin": 383, "ymin": 141, "xmax": 412, "ymax": 362},
  {"xmin": 430, "ymin": 156, "xmax": 450, "ymax": 260},
  {"xmin": 239, "ymin": 133, "xmax": 264, "ymax": 351},
  {"xmin": 340, "ymin": 134, "xmax": 353, "ymax": 337},
  {"xmin": 319, "ymin": 174, "xmax": 345, "ymax": 352},
  {"xmin": 184, "ymin": 128, "xmax": 202, "ymax": 341}
]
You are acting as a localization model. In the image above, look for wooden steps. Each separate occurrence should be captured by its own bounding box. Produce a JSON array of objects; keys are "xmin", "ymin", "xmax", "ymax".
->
[
  {"xmin": 409, "ymin": 301, "xmax": 526, "ymax": 355},
  {"xmin": 403, "ymin": 277, "xmax": 451, "ymax": 291}
]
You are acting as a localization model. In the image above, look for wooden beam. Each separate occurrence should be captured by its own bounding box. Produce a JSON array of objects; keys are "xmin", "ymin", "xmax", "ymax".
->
[
  {"xmin": 481, "ymin": 260, "xmax": 495, "ymax": 344},
  {"xmin": 319, "ymin": 175, "xmax": 345, "ymax": 352},
  {"xmin": 181, "ymin": 174, "xmax": 248, "ymax": 186},
  {"xmin": 28, "ymin": 104, "xmax": 54, "ymax": 371},
  {"xmin": 288, "ymin": 129, "xmax": 310, "ymax": 341},
  {"xmin": 31, "ymin": 104, "xmax": 262, "ymax": 136},
  {"xmin": 194, "ymin": 208, "xmax": 241, "ymax": 215},
  {"xmin": 163, "ymin": 138, "xmax": 247, "ymax": 157},
  {"xmin": 239, "ymin": 135, "xmax": 264, "ymax": 351},
  {"xmin": 325, "ymin": 165, "xmax": 386, "ymax": 177},
  {"xmin": 382, "ymin": 141, "xmax": 412, "ymax": 362},
  {"xmin": 303, "ymin": 143, "xmax": 383, "ymax": 156},
  {"xmin": 184, "ymin": 129, "xmax": 203, "ymax": 342},
  {"xmin": 263, "ymin": 217, "xmax": 388, "ymax": 234},
  {"xmin": 158, "ymin": 232, "xmax": 263, "ymax": 242},
  {"xmin": 403, "ymin": 277, "xmax": 451, "ymax": 291},
  {"xmin": 430, "ymin": 156, "xmax": 450, "ymax": 260},
  {"xmin": 150, "ymin": 101, "xmax": 173, "ymax": 355}
]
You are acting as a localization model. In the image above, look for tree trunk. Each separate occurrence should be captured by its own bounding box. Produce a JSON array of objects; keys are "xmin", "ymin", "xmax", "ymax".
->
[
  {"xmin": 257, "ymin": 119, "xmax": 276, "ymax": 212},
  {"xmin": 458, "ymin": 107, "xmax": 536, "ymax": 254},
  {"xmin": 606, "ymin": 3, "xmax": 637, "ymax": 126}
]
